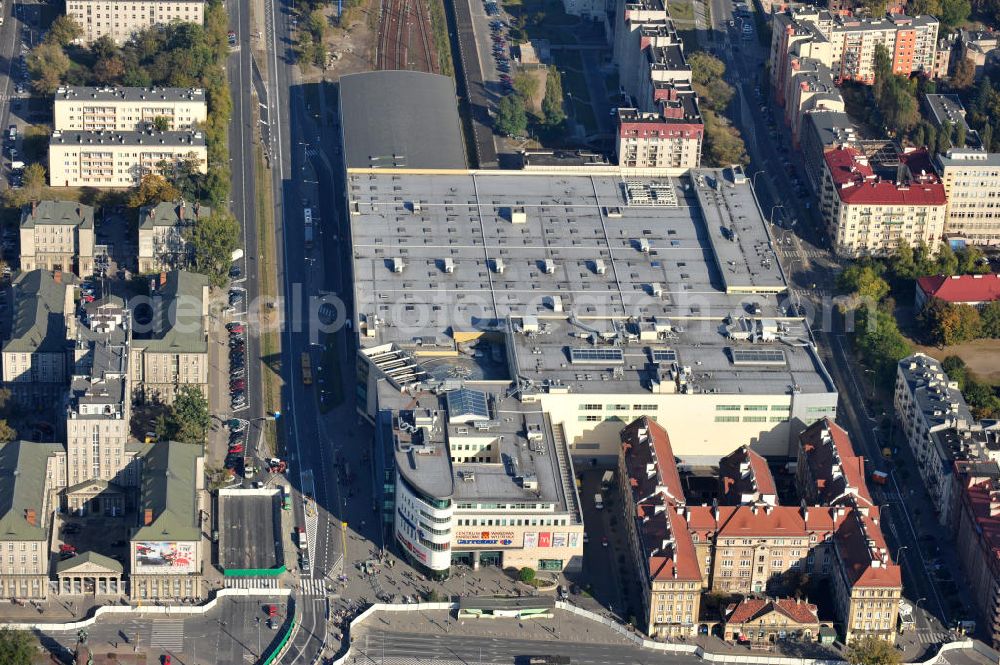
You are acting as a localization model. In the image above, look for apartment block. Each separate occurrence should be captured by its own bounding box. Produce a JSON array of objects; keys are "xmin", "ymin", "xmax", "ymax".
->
[
  {"xmin": 65, "ymin": 0, "xmax": 205, "ymax": 44},
  {"xmin": 128, "ymin": 270, "xmax": 209, "ymax": 404},
  {"xmin": 137, "ymin": 200, "xmax": 210, "ymax": 274},
  {"xmin": 771, "ymin": 8, "xmax": 938, "ymax": 88},
  {"xmin": 796, "ymin": 418, "xmax": 873, "ymax": 509},
  {"xmin": 611, "ymin": 0, "xmax": 702, "ymax": 172},
  {"xmin": 895, "ymin": 353, "xmax": 982, "ymax": 526},
  {"xmin": 934, "ymin": 150, "xmax": 1000, "ymax": 246},
  {"xmin": 819, "ymin": 147, "xmax": 947, "ymax": 257},
  {"xmin": 801, "ymin": 111, "xmax": 858, "ymax": 194},
  {"xmin": 0, "ymin": 441, "xmax": 66, "ymax": 600},
  {"xmin": 48, "ymin": 130, "xmax": 207, "ymax": 188},
  {"xmin": 54, "ymin": 86, "xmax": 207, "ymax": 132},
  {"xmin": 952, "ymin": 462, "xmax": 1000, "ymax": 647},
  {"xmin": 1, "ymin": 270, "xmax": 75, "ymax": 407},
  {"xmin": 19, "ymin": 200, "xmax": 95, "ymax": 277},
  {"xmin": 718, "ymin": 446, "xmax": 777, "ymax": 506},
  {"xmin": 618, "ymin": 417, "xmax": 702, "ymax": 638},
  {"xmin": 783, "ymin": 57, "xmax": 844, "ymax": 147}
]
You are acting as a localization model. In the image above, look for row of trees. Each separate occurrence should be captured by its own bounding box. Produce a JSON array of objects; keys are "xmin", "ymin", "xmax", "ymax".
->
[
  {"xmin": 920, "ymin": 298, "xmax": 1000, "ymax": 346},
  {"xmin": 688, "ymin": 51, "xmax": 748, "ymax": 167},
  {"xmin": 26, "ymin": 2, "xmax": 233, "ymax": 208},
  {"xmin": 293, "ymin": 9, "xmax": 330, "ymax": 69}
]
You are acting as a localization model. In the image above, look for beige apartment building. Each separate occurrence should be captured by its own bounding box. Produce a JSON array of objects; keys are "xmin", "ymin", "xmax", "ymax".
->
[
  {"xmin": 54, "ymin": 86, "xmax": 207, "ymax": 132},
  {"xmin": 65, "ymin": 0, "xmax": 205, "ymax": 44},
  {"xmin": 0, "ymin": 441, "xmax": 66, "ymax": 600},
  {"xmin": 820, "ymin": 147, "xmax": 947, "ymax": 257},
  {"xmin": 128, "ymin": 270, "xmax": 209, "ymax": 404},
  {"xmin": 137, "ymin": 200, "xmax": 209, "ymax": 273},
  {"xmin": 935, "ymin": 149, "xmax": 1000, "ymax": 246},
  {"xmin": 48, "ymin": 130, "xmax": 207, "ymax": 188},
  {"xmin": 19, "ymin": 201, "xmax": 95, "ymax": 276},
  {"xmin": 2, "ymin": 271, "xmax": 75, "ymax": 407}
]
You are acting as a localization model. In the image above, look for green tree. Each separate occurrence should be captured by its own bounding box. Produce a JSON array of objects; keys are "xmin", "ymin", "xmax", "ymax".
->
[
  {"xmin": 496, "ymin": 93, "xmax": 528, "ymax": 137},
  {"xmin": 956, "ymin": 245, "xmax": 988, "ymax": 274},
  {"xmin": 21, "ymin": 163, "xmax": 46, "ymax": 202},
  {"xmin": 541, "ymin": 66, "xmax": 565, "ymax": 126},
  {"xmin": 982, "ymin": 124, "xmax": 994, "ymax": 152},
  {"xmin": 513, "ymin": 72, "xmax": 538, "ymax": 103},
  {"xmin": 845, "ymin": 636, "xmax": 902, "ymax": 665},
  {"xmin": 889, "ymin": 243, "xmax": 917, "ymax": 281},
  {"xmin": 184, "ymin": 210, "xmax": 240, "ymax": 287},
  {"xmin": 46, "ymin": 15, "xmax": 82, "ymax": 47},
  {"xmin": 940, "ymin": 0, "xmax": 972, "ymax": 26},
  {"xmin": 518, "ymin": 567, "xmax": 536, "ymax": 583},
  {"xmin": 0, "ymin": 420, "xmax": 15, "ymax": 444},
  {"xmin": 837, "ymin": 263, "xmax": 890, "ymax": 302},
  {"xmin": 936, "ymin": 242, "xmax": 959, "ymax": 276},
  {"xmin": 689, "ymin": 51, "xmax": 727, "ymax": 85},
  {"xmin": 955, "ymin": 122, "xmax": 968, "ymax": 148},
  {"xmin": 157, "ymin": 385, "xmax": 211, "ymax": 445},
  {"xmin": 938, "ymin": 120, "xmax": 953, "ymax": 153},
  {"xmin": 128, "ymin": 174, "xmax": 181, "ymax": 208},
  {"xmin": 0, "ymin": 629, "xmax": 35, "ymax": 665},
  {"xmin": 153, "ymin": 115, "xmax": 171, "ymax": 131},
  {"xmin": 982, "ymin": 301, "xmax": 1000, "ymax": 337},
  {"xmin": 91, "ymin": 34, "xmax": 120, "ymax": 61},
  {"xmin": 27, "ymin": 42, "xmax": 70, "ymax": 94},
  {"xmin": 703, "ymin": 110, "xmax": 748, "ymax": 166},
  {"xmin": 93, "ymin": 55, "xmax": 125, "ymax": 85},
  {"xmin": 307, "ymin": 8, "xmax": 328, "ymax": 42}
]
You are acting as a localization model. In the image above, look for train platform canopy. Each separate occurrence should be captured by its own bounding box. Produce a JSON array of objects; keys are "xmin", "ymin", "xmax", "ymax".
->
[
  {"xmin": 457, "ymin": 595, "xmax": 556, "ymax": 619},
  {"xmin": 339, "ymin": 71, "xmax": 468, "ymax": 171}
]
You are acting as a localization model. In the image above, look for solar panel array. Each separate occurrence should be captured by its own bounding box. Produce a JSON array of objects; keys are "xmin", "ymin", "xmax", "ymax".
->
[
  {"xmin": 569, "ymin": 347, "xmax": 625, "ymax": 364},
  {"xmin": 730, "ymin": 348, "xmax": 787, "ymax": 365},
  {"xmin": 650, "ymin": 349, "xmax": 678, "ymax": 363},
  {"xmin": 446, "ymin": 388, "xmax": 491, "ymax": 420}
]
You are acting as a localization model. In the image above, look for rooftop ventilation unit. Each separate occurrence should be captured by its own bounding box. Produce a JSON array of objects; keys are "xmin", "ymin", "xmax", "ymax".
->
[
  {"xmin": 443, "ymin": 258, "xmax": 455, "ymax": 274},
  {"xmin": 511, "ymin": 206, "xmax": 527, "ymax": 224},
  {"xmin": 637, "ymin": 238, "xmax": 650, "ymax": 253},
  {"xmin": 542, "ymin": 259, "xmax": 556, "ymax": 274},
  {"xmin": 493, "ymin": 258, "xmax": 505, "ymax": 274},
  {"xmin": 521, "ymin": 474, "xmax": 539, "ymax": 490},
  {"xmin": 593, "ymin": 259, "xmax": 607, "ymax": 275},
  {"xmin": 390, "ymin": 257, "xmax": 405, "ymax": 273}
]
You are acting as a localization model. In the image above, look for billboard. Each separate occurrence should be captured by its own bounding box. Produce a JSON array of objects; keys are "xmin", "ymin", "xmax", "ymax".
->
[
  {"xmin": 455, "ymin": 530, "xmax": 519, "ymax": 547},
  {"xmin": 134, "ymin": 542, "xmax": 197, "ymax": 573}
]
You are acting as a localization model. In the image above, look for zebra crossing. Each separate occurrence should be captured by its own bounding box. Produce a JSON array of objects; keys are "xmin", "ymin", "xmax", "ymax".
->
[
  {"xmin": 299, "ymin": 577, "xmax": 329, "ymax": 595},
  {"xmin": 224, "ymin": 577, "xmax": 282, "ymax": 589},
  {"xmin": 914, "ymin": 630, "xmax": 950, "ymax": 644},
  {"xmin": 149, "ymin": 620, "xmax": 185, "ymax": 651}
]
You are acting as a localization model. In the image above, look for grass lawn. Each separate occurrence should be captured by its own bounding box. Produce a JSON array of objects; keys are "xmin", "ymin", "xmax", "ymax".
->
[
  {"xmin": 909, "ymin": 338, "xmax": 1000, "ymax": 386},
  {"xmin": 254, "ymin": 141, "xmax": 283, "ymax": 457},
  {"xmin": 668, "ymin": 0, "xmax": 694, "ymax": 22}
]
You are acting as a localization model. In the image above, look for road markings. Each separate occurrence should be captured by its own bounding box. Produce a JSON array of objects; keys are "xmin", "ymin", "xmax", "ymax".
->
[
  {"xmin": 298, "ymin": 577, "xmax": 327, "ymax": 595},
  {"xmin": 149, "ymin": 620, "xmax": 185, "ymax": 650},
  {"xmin": 224, "ymin": 577, "xmax": 281, "ymax": 589}
]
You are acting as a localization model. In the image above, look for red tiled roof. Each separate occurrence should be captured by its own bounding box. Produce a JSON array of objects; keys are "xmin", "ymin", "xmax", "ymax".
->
[
  {"xmin": 834, "ymin": 507, "xmax": 901, "ymax": 587},
  {"xmin": 823, "ymin": 147, "xmax": 946, "ymax": 206},
  {"xmin": 959, "ymin": 478, "xmax": 1000, "ymax": 562},
  {"xmin": 917, "ymin": 274, "xmax": 1000, "ymax": 304},
  {"xmin": 621, "ymin": 417, "xmax": 685, "ymax": 505},
  {"xmin": 719, "ymin": 446, "xmax": 777, "ymax": 504},
  {"xmin": 643, "ymin": 505, "xmax": 703, "ymax": 582},
  {"xmin": 798, "ymin": 418, "xmax": 873, "ymax": 508},
  {"xmin": 725, "ymin": 597, "xmax": 820, "ymax": 625},
  {"xmin": 685, "ymin": 504, "xmax": 836, "ymax": 539}
]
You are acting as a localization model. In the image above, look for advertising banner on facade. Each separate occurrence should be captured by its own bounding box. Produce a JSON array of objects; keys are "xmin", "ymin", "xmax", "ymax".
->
[
  {"xmin": 538, "ymin": 532, "xmax": 551, "ymax": 547},
  {"xmin": 523, "ymin": 532, "xmax": 538, "ymax": 548},
  {"xmin": 134, "ymin": 542, "xmax": 196, "ymax": 573},
  {"xmin": 552, "ymin": 532, "xmax": 567, "ymax": 548},
  {"xmin": 568, "ymin": 532, "xmax": 580, "ymax": 548},
  {"xmin": 454, "ymin": 531, "xmax": 519, "ymax": 547}
]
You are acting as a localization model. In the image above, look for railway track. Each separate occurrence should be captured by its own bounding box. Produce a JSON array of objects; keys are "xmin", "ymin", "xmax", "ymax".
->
[{"xmin": 375, "ymin": 0, "xmax": 437, "ymax": 72}]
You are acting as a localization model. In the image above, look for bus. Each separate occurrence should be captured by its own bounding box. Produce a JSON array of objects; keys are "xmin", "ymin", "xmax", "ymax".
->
[
  {"xmin": 304, "ymin": 208, "xmax": 314, "ymax": 249},
  {"xmin": 279, "ymin": 485, "xmax": 291, "ymax": 510},
  {"xmin": 301, "ymin": 352, "xmax": 312, "ymax": 385}
]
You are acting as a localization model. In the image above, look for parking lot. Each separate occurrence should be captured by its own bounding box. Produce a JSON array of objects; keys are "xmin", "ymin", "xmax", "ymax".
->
[{"xmin": 217, "ymin": 491, "xmax": 283, "ymax": 572}]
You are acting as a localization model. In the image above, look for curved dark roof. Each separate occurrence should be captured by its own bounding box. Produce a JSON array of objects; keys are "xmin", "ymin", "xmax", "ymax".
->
[{"xmin": 339, "ymin": 71, "xmax": 467, "ymax": 170}]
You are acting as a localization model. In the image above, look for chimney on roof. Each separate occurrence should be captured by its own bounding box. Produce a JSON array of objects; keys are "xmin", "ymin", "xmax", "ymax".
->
[
  {"xmin": 24, "ymin": 509, "xmax": 36, "ymax": 526},
  {"xmin": 143, "ymin": 508, "xmax": 154, "ymax": 526},
  {"xmin": 54, "ymin": 271, "xmax": 62, "ymax": 284}
]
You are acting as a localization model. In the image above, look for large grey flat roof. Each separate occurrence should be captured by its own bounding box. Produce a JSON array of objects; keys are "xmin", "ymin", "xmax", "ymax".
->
[
  {"xmin": 349, "ymin": 169, "xmax": 837, "ymax": 398},
  {"xmin": 339, "ymin": 71, "xmax": 467, "ymax": 170},
  {"xmin": 54, "ymin": 86, "xmax": 205, "ymax": 104}
]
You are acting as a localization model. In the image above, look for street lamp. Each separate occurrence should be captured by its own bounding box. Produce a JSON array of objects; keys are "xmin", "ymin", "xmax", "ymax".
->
[
  {"xmin": 750, "ymin": 169, "xmax": 766, "ymax": 190},
  {"xmin": 863, "ymin": 368, "xmax": 877, "ymax": 399},
  {"xmin": 256, "ymin": 616, "xmax": 261, "ymax": 657},
  {"xmin": 769, "ymin": 205, "xmax": 784, "ymax": 226}
]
